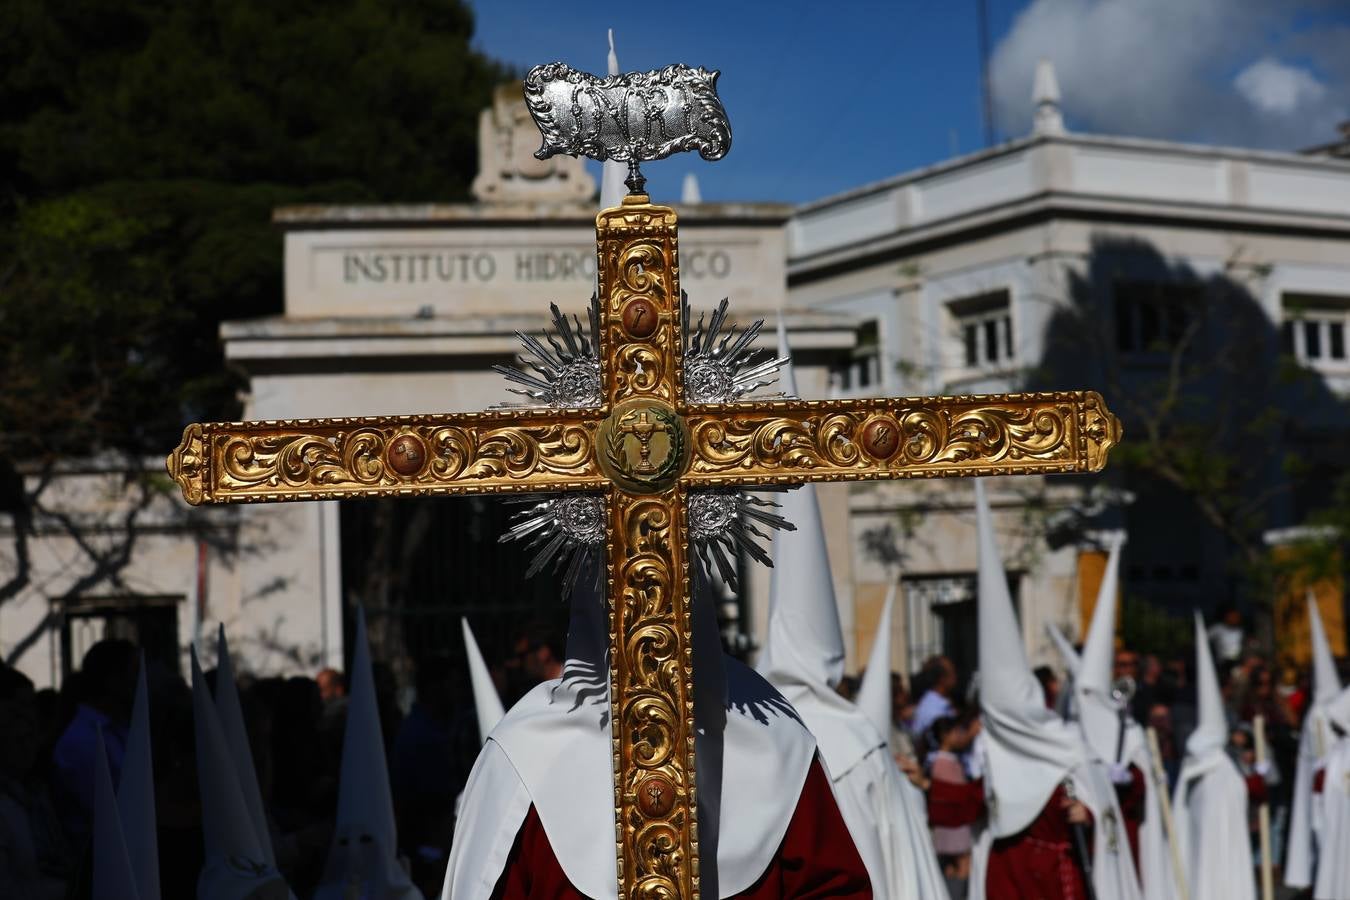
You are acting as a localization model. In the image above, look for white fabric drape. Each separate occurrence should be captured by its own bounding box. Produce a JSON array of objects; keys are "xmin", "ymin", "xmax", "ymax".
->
[
  {"xmin": 1172, "ymin": 613, "xmax": 1255, "ymax": 900},
  {"xmin": 443, "ymin": 568, "xmax": 816, "ymax": 900}
]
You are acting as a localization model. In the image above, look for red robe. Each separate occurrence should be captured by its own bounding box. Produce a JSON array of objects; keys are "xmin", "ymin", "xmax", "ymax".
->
[
  {"xmin": 490, "ymin": 759, "xmax": 871, "ymax": 899},
  {"xmin": 928, "ymin": 778, "xmax": 1093, "ymax": 900}
]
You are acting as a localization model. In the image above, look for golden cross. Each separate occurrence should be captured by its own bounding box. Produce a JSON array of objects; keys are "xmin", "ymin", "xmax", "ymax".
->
[{"xmin": 167, "ymin": 195, "xmax": 1120, "ymax": 896}]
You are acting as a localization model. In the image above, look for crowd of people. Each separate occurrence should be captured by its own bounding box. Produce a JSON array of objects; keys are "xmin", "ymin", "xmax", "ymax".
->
[
  {"xmin": 841, "ymin": 615, "xmax": 1306, "ymax": 899},
  {"xmin": 0, "ymin": 622, "xmax": 567, "ymax": 899},
  {"xmin": 0, "ymin": 596, "xmax": 1329, "ymax": 899}
]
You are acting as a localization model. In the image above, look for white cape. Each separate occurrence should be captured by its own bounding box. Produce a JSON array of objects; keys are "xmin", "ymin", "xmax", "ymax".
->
[
  {"xmin": 1119, "ymin": 722, "xmax": 1178, "ymax": 900},
  {"xmin": 1288, "ymin": 702, "xmax": 1336, "ymax": 890},
  {"xmin": 1173, "ymin": 613, "xmax": 1254, "ymax": 900},
  {"xmin": 443, "ymin": 655, "xmax": 816, "ymax": 900},
  {"xmin": 1172, "ymin": 753, "xmax": 1255, "ymax": 900},
  {"xmin": 443, "ymin": 568, "xmax": 817, "ymax": 900},
  {"xmin": 1286, "ymin": 594, "xmax": 1342, "ymax": 890},
  {"xmin": 1314, "ymin": 735, "xmax": 1350, "ymax": 900},
  {"xmin": 759, "ymin": 326, "xmax": 945, "ymax": 899},
  {"xmin": 815, "ymin": 715, "xmax": 949, "ymax": 900}
]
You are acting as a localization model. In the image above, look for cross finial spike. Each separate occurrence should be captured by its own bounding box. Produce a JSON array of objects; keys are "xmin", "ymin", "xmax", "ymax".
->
[{"xmin": 624, "ymin": 160, "xmax": 646, "ymax": 196}]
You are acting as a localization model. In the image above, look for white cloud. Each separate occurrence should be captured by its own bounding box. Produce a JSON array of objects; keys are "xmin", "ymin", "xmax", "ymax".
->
[
  {"xmin": 1235, "ymin": 57, "xmax": 1327, "ymax": 115},
  {"xmin": 990, "ymin": 0, "xmax": 1348, "ymax": 150}
]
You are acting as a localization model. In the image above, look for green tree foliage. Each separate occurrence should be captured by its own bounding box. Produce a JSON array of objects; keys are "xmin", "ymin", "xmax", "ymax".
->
[{"xmin": 0, "ymin": 0, "xmax": 509, "ymax": 464}]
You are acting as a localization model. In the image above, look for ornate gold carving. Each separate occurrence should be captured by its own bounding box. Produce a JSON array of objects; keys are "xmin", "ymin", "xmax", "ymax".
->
[
  {"xmin": 167, "ymin": 424, "xmax": 207, "ymax": 506},
  {"xmin": 597, "ymin": 198, "xmax": 699, "ymax": 899},
  {"xmin": 167, "ymin": 197, "xmax": 1123, "ymax": 899},
  {"xmin": 166, "ymin": 411, "xmax": 606, "ymax": 504},
  {"xmin": 681, "ymin": 392, "xmax": 1120, "ymax": 485},
  {"xmin": 597, "ymin": 198, "xmax": 682, "ymax": 407},
  {"xmin": 608, "ymin": 488, "xmax": 697, "ymax": 899}
]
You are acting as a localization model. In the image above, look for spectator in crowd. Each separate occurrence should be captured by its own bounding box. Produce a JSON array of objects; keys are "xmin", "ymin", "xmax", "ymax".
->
[
  {"xmin": 911, "ymin": 655, "xmax": 958, "ymax": 737},
  {"xmin": 4, "ymin": 604, "xmax": 1333, "ymax": 900},
  {"xmin": 316, "ymin": 668, "xmax": 346, "ymax": 705},
  {"xmin": 0, "ymin": 663, "xmax": 70, "ymax": 899},
  {"xmin": 1131, "ymin": 654, "xmax": 1163, "ymax": 722},
  {"xmin": 392, "ymin": 654, "xmax": 463, "ymax": 895},
  {"xmin": 1209, "ymin": 604, "xmax": 1246, "ymax": 664},
  {"xmin": 926, "ymin": 712, "xmax": 980, "ymax": 899},
  {"xmin": 50, "ymin": 638, "xmax": 138, "ymax": 845},
  {"xmin": 503, "ymin": 620, "xmax": 565, "ymax": 705}
]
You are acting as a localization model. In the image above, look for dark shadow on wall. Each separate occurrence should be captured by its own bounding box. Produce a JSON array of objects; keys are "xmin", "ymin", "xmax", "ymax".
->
[{"xmin": 1025, "ymin": 235, "xmax": 1350, "ymax": 627}]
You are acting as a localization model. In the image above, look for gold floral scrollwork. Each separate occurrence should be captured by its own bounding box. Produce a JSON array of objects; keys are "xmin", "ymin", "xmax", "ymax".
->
[
  {"xmin": 609, "ymin": 487, "xmax": 697, "ymax": 899},
  {"xmin": 619, "ymin": 243, "xmax": 668, "ymax": 299},
  {"xmin": 598, "ymin": 203, "xmax": 680, "ymax": 407},
  {"xmin": 166, "ymin": 413, "xmax": 607, "ymax": 505},
  {"xmin": 911, "ymin": 404, "xmax": 1069, "ymax": 465},
  {"xmin": 682, "ymin": 392, "xmax": 1121, "ymax": 483}
]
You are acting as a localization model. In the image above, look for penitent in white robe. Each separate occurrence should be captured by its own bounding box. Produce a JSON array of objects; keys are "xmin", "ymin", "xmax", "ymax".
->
[
  {"xmin": 1172, "ymin": 754, "xmax": 1255, "ymax": 900},
  {"xmin": 1172, "ymin": 613, "xmax": 1254, "ymax": 900},
  {"xmin": 758, "ymin": 328, "xmax": 948, "ymax": 900},
  {"xmin": 1286, "ymin": 595, "xmax": 1343, "ymax": 891},
  {"xmin": 443, "ymin": 573, "xmax": 820, "ymax": 900},
  {"xmin": 1314, "ymin": 735, "xmax": 1350, "ymax": 900},
  {"xmin": 967, "ymin": 481, "xmax": 1141, "ymax": 900}
]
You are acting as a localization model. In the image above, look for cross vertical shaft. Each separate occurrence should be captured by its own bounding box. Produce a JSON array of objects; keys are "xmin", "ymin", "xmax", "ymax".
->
[{"xmin": 596, "ymin": 195, "xmax": 700, "ymax": 898}]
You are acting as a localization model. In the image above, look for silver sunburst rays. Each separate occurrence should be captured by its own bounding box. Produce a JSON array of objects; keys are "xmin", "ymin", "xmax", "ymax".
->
[
  {"xmin": 492, "ymin": 298, "xmax": 602, "ymax": 407},
  {"xmin": 497, "ymin": 294, "xmax": 796, "ymax": 593},
  {"xmin": 682, "ymin": 295, "xmax": 789, "ymax": 403}
]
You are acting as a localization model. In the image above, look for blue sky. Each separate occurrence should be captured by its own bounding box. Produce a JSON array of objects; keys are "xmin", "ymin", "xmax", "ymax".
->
[{"xmin": 468, "ymin": 0, "xmax": 1350, "ymax": 205}]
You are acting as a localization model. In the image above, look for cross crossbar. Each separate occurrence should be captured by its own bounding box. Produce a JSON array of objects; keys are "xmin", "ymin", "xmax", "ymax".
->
[{"xmin": 167, "ymin": 196, "xmax": 1120, "ymax": 898}]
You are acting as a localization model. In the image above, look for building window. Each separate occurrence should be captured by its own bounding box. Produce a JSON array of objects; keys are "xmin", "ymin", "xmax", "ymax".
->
[
  {"xmin": 1114, "ymin": 281, "xmax": 1202, "ymax": 354},
  {"xmin": 1282, "ymin": 293, "xmax": 1350, "ymax": 367},
  {"xmin": 60, "ymin": 595, "xmax": 183, "ymax": 680},
  {"xmin": 830, "ymin": 320, "xmax": 881, "ymax": 391},
  {"xmin": 949, "ymin": 289, "xmax": 1013, "ymax": 370}
]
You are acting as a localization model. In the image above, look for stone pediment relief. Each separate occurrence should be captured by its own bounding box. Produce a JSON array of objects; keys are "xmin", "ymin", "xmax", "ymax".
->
[{"xmin": 471, "ymin": 83, "xmax": 595, "ymax": 205}]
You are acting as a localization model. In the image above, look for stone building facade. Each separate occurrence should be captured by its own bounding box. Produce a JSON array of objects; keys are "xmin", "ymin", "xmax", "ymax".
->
[{"xmin": 6, "ymin": 67, "xmax": 1350, "ymax": 687}]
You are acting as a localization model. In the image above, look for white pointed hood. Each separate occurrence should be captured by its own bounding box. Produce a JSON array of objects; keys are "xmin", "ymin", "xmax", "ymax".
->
[
  {"xmin": 94, "ymin": 727, "xmax": 142, "ymax": 900},
  {"xmin": 681, "ymin": 172, "xmax": 702, "ymax": 204},
  {"xmin": 213, "ymin": 626, "xmax": 275, "ymax": 867},
  {"xmin": 758, "ymin": 322, "xmax": 880, "ymax": 776},
  {"xmin": 1186, "ymin": 612, "xmax": 1228, "ymax": 761},
  {"xmin": 974, "ymin": 479, "xmax": 1087, "ymax": 837},
  {"xmin": 118, "ymin": 656, "xmax": 160, "ymax": 900},
  {"xmin": 857, "ymin": 583, "xmax": 897, "ymax": 747},
  {"xmin": 1323, "ymin": 680, "xmax": 1350, "ymax": 735},
  {"xmin": 462, "ymin": 618, "xmax": 506, "ymax": 745},
  {"xmin": 1287, "ymin": 595, "xmax": 1346, "ymax": 888},
  {"xmin": 1310, "ymin": 592, "xmax": 1341, "ymax": 707},
  {"xmin": 1173, "ymin": 613, "xmax": 1255, "ymax": 900},
  {"xmin": 316, "ymin": 608, "xmax": 421, "ymax": 899},
  {"xmin": 1045, "ymin": 623, "xmax": 1080, "ymax": 721},
  {"xmin": 758, "ymin": 321, "xmax": 846, "ymax": 690},
  {"xmin": 192, "ymin": 649, "xmax": 293, "ymax": 900},
  {"xmin": 598, "ymin": 29, "xmax": 626, "ymax": 210},
  {"xmin": 1075, "ymin": 535, "xmax": 1129, "ymax": 762},
  {"xmin": 1046, "ymin": 623, "xmax": 1080, "ymax": 677}
]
